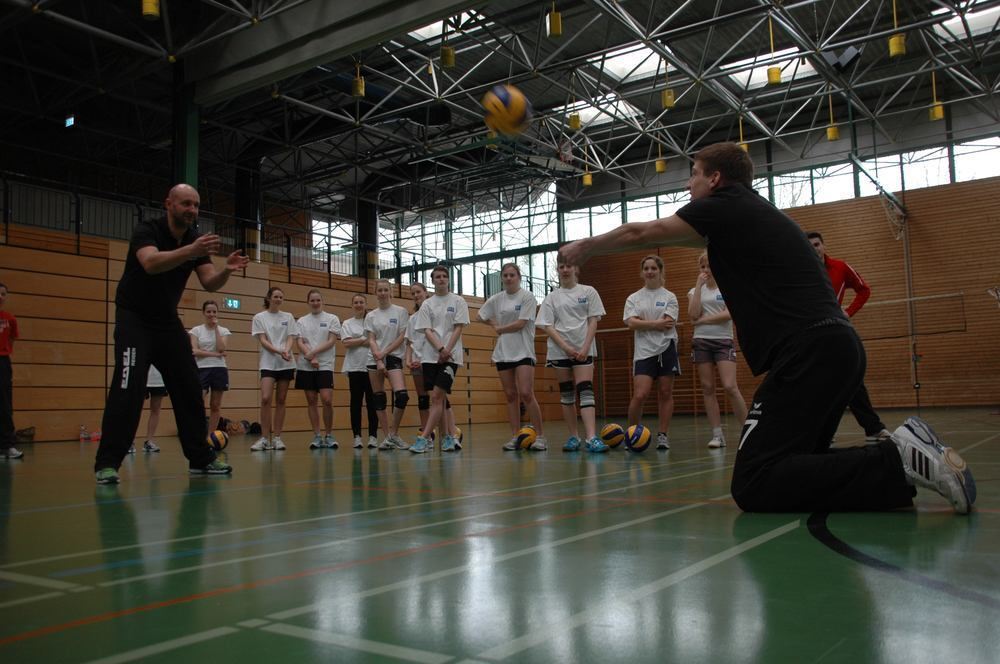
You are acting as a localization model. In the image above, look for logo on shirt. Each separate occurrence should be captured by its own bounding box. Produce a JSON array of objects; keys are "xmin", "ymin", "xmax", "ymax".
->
[
  {"xmin": 656, "ymin": 301, "xmax": 666, "ymax": 307},
  {"xmin": 320, "ymin": 323, "xmax": 328, "ymax": 328},
  {"xmin": 280, "ymin": 321, "xmax": 288, "ymax": 326},
  {"xmin": 389, "ymin": 318, "xmax": 398, "ymax": 325},
  {"xmin": 514, "ymin": 305, "xmax": 522, "ymax": 311},
  {"xmin": 716, "ymin": 294, "xmax": 725, "ymax": 302},
  {"xmin": 577, "ymin": 297, "xmax": 588, "ymax": 304},
  {"xmin": 447, "ymin": 306, "xmax": 456, "ymax": 313}
]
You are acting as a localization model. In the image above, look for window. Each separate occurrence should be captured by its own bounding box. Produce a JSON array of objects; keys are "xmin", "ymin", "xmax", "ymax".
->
[
  {"xmin": 563, "ymin": 208, "xmax": 591, "ymax": 241},
  {"xmin": 812, "ymin": 163, "xmax": 856, "ymax": 204},
  {"xmin": 773, "ymin": 169, "xmax": 812, "ymax": 209},
  {"xmin": 954, "ymin": 136, "xmax": 1000, "ymax": 182},
  {"xmin": 901, "ymin": 147, "xmax": 950, "ymax": 190},
  {"xmin": 626, "ymin": 196, "xmax": 659, "ymax": 223},
  {"xmin": 591, "ymin": 202, "xmax": 623, "ymax": 235},
  {"xmin": 858, "ymin": 155, "xmax": 902, "ymax": 197}
]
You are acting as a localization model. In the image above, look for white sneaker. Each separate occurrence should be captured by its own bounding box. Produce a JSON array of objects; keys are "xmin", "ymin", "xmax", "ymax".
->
[
  {"xmin": 143, "ymin": 440, "xmax": 160, "ymax": 453},
  {"xmin": 502, "ymin": 437, "xmax": 519, "ymax": 451},
  {"xmin": 127, "ymin": 444, "xmax": 136, "ymax": 454},
  {"xmin": 324, "ymin": 434, "xmax": 339, "ymax": 449},
  {"xmin": 272, "ymin": 437, "xmax": 286, "ymax": 451},
  {"xmin": 707, "ymin": 437, "xmax": 726, "ymax": 449},
  {"xmin": 865, "ymin": 428, "xmax": 893, "ymax": 444},
  {"xmin": 353, "ymin": 435, "xmax": 363, "ymax": 449},
  {"xmin": 367, "ymin": 435, "xmax": 378, "ymax": 448},
  {"xmin": 656, "ymin": 433, "xmax": 670, "ymax": 449},
  {"xmin": 250, "ymin": 437, "xmax": 271, "ymax": 452},
  {"xmin": 309, "ymin": 434, "xmax": 324, "ymax": 449},
  {"xmin": 892, "ymin": 417, "xmax": 976, "ymax": 514},
  {"xmin": 2, "ymin": 447, "xmax": 24, "ymax": 459},
  {"xmin": 530, "ymin": 436, "xmax": 548, "ymax": 451},
  {"xmin": 390, "ymin": 434, "xmax": 409, "ymax": 450},
  {"xmin": 378, "ymin": 436, "xmax": 394, "ymax": 450}
]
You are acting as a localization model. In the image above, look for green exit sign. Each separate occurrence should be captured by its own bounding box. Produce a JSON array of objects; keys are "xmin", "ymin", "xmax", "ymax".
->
[{"xmin": 223, "ymin": 297, "xmax": 241, "ymax": 311}]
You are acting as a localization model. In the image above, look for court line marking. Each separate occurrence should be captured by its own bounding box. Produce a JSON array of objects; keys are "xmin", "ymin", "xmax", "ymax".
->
[
  {"xmin": 268, "ymin": 493, "xmax": 731, "ymax": 621},
  {"xmin": 0, "ymin": 592, "xmax": 64, "ymax": 609},
  {"xmin": 1, "ymin": 457, "xmax": 719, "ymax": 570},
  {"xmin": 261, "ymin": 623, "xmax": 453, "ymax": 664},
  {"xmin": 80, "ymin": 627, "xmax": 239, "ymax": 664},
  {"xmin": 475, "ymin": 519, "xmax": 800, "ymax": 660},
  {"xmin": 956, "ymin": 432, "xmax": 1000, "ymax": 455},
  {"xmin": 98, "ymin": 465, "xmax": 732, "ymax": 588},
  {"xmin": 0, "ymin": 570, "xmax": 85, "ymax": 591}
]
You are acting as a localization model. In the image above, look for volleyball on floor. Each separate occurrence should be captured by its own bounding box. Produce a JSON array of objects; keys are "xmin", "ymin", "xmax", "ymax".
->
[
  {"xmin": 208, "ymin": 429, "xmax": 229, "ymax": 451},
  {"xmin": 625, "ymin": 424, "xmax": 651, "ymax": 452},
  {"xmin": 515, "ymin": 425, "xmax": 537, "ymax": 449},
  {"xmin": 600, "ymin": 423, "xmax": 625, "ymax": 448},
  {"xmin": 482, "ymin": 84, "xmax": 533, "ymax": 136}
]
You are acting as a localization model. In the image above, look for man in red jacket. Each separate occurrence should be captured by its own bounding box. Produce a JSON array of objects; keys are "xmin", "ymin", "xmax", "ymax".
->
[{"xmin": 807, "ymin": 232, "xmax": 891, "ymax": 443}]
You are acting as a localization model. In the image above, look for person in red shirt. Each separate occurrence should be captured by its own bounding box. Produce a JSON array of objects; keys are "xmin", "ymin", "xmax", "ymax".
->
[
  {"xmin": 807, "ymin": 232, "xmax": 891, "ymax": 443},
  {"xmin": 0, "ymin": 282, "xmax": 23, "ymax": 459}
]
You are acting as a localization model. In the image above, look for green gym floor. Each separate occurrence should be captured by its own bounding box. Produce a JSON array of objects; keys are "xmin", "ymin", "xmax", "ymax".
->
[{"xmin": 1, "ymin": 408, "xmax": 997, "ymax": 663}]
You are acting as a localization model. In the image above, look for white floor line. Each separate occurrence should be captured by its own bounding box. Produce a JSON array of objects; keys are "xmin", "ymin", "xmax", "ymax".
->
[
  {"xmin": 0, "ymin": 591, "xmax": 65, "ymax": 609},
  {"xmin": 261, "ymin": 623, "xmax": 454, "ymax": 664},
  {"xmin": 80, "ymin": 627, "xmax": 240, "ymax": 664},
  {"xmin": 475, "ymin": 520, "xmax": 800, "ymax": 661},
  {"xmin": 268, "ymin": 495, "xmax": 729, "ymax": 621},
  {"xmin": 0, "ymin": 570, "xmax": 86, "ymax": 591},
  {"xmin": 957, "ymin": 432, "xmax": 1000, "ymax": 455},
  {"xmin": 99, "ymin": 465, "xmax": 733, "ymax": 588},
  {"xmin": 2, "ymin": 458, "xmax": 717, "ymax": 570}
]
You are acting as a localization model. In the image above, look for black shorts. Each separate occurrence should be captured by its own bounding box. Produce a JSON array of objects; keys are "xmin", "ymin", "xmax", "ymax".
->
[
  {"xmin": 260, "ymin": 368, "xmax": 295, "ymax": 381},
  {"xmin": 496, "ymin": 357, "xmax": 535, "ymax": 371},
  {"xmin": 199, "ymin": 367, "xmax": 229, "ymax": 392},
  {"xmin": 422, "ymin": 362, "xmax": 459, "ymax": 394},
  {"xmin": 546, "ymin": 356, "xmax": 593, "ymax": 369},
  {"xmin": 634, "ymin": 341, "xmax": 681, "ymax": 378},
  {"xmin": 295, "ymin": 370, "xmax": 334, "ymax": 391},
  {"xmin": 146, "ymin": 386, "xmax": 168, "ymax": 398},
  {"xmin": 368, "ymin": 355, "xmax": 404, "ymax": 371}
]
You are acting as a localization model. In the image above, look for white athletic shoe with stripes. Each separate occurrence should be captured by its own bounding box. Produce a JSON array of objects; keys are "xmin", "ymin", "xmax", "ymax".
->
[{"xmin": 892, "ymin": 417, "xmax": 976, "ymax": 514}]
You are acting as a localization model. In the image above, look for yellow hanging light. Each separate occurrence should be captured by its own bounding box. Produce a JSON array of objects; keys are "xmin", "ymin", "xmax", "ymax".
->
[
  {"xmin": 766, "ymin": 15, "xmax": 781, "ymax": 85},
  {"xmin": 655, "ymin": 144, "xmax": 667, "ymax": 173},
  {"xmin": 440, "ymin": 27, "xmax": 456, "ymax": 69},
  {"xmin": 738, "ymin": 116, "xmax": 749, "ymax": 151},
  {"xmin": 142, "ymin": 0, "xmax": 160, "ymax": 20},
  {"xmin": 582, "ymin": 169, "xmax": 593, "ymax": 187},
  {"xmin": 661, "ymin": 62, "xmax": 675, "ymax": 109},
  {"xmin": 352, "ymin": 63, "xmax": 365, "ymax": 98},
  {"xmin": 548, "ymin": 2, "xmax": 562, "ymax": 38},
  {"xmin": 929, "ymin": 71, "xmax": 944, "ymax": 121},
  {"xmin": 888, "ymin": 0, "xmax": 906, "ymax": 57},
  {"xmin": 826, "ymin": 93, "xmax": 840, "ymax": 141},
  {"xmin": 582, "ymin": 146, "xmax": 592, "ymax": 186},
  {"xmin": 568, "ymin": 111, "xmax": 581, "ymax": 131}
]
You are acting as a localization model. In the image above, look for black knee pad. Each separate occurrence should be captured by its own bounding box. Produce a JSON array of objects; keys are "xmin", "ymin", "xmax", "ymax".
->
[
  {"xmin": 559, "ymin": 380, "xmax": 575, "ymax": 405},
  {"xmin": 576, "ymin": 381, "xmax": 595, "ymax": 409},
  {"xmin": 393, "ymin": 390, "xmax": 409, "ymax": 410},
  {"xmin": 445, "ymin": 398, "xmax": 452, "ymax": 410},
  {"xmin": 418, "ymin": 394, "xmax": 430, "ymax": 411},
  {"xmin": 374, "ymin": 391, "xmax": 387, "ymax": 411}
]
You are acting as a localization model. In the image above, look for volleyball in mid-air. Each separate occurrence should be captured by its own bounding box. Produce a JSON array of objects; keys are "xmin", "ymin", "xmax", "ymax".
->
[{"xmin": 482, "ymin": 84, "xmax": 533, "ymax": 136}]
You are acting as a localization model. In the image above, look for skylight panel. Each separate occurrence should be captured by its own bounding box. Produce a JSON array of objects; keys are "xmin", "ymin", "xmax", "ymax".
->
[
  {"xmin": 552, "ymin": 93, "xmax": 642, "ymax": 126},
  {"xmin": 722, "ymin": 46, "xmax": 818, "ymax": 90}
]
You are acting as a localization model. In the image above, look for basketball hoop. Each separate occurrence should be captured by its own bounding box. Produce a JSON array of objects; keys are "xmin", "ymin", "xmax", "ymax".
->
[{"xmin": 879, "ymin": 190, "xmax": 906, "ymax": 240}]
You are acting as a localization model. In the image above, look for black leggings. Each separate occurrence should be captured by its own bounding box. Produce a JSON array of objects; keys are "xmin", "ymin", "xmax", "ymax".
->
[{"xmin": 348, "ymin": 371, "xmax": 379, "ymax": 438}]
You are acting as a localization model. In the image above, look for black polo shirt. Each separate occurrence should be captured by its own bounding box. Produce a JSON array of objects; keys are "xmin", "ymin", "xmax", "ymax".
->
[
  {"xmin": 115, "ymin": 217, "xmax": 211, "ymax": 323},
  {"xmin": 676, "ymin": 184, "xmax": 845, "ymax": 375}
]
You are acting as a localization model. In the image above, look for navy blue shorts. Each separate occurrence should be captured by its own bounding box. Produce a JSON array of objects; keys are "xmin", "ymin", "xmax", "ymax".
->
[
  {"xmin": 296, "ymin": 370, "xmax": 334, "ymax": 391},
  {"xmin": 634, "ymin": 341, "xmax": 681, "ymax": 378},
  {"xmin": 260, "ymin": 368, "xmax": 295, "ymax": 381},
  {"xmin": 422, "ymin": 362, "xmax": 459, "ymax": 394},
  {"xmin": 496, "ymin": 357, "xmax": 535, "ymax": 371},
  {"xmin": 199, "ymin": 367, "xmax": 229, "ymax": 392},
  {"xmin": 545, "ymin": 356, "xmax": 593, "ymax": 368},
  {"xmin": 368, "ymin": 355, "xmax": 404, "ymax": 371}
]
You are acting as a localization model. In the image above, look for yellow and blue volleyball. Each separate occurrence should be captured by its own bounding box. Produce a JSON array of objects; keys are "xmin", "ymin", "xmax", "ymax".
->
[
  {"xmin": 208, "ymin": 429, "xmax": 229, "ymax": 451},
  {"xmin": 626, "ymin": 424, "xmax": 651, "ymax": 452},
  {"xmin": 516, "ymin": 425, "xmax": 537, "ymax": 450},
  {"xmin": 482, "ymin": 84, "xmax": 533, "ymax": 136},
  {"xmin": 600, "ymin": 423, "xmax": 626, "ymax": 448}
]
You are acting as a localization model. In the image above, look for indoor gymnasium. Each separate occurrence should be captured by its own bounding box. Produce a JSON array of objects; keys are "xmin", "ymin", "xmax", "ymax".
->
[{"xmin": 1, "ymin": 1, "xmax": 998, "ymax": 662}]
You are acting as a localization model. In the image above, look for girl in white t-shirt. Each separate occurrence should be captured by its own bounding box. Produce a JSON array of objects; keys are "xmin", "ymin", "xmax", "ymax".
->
[
  {"xmin": 536, "ymin": 261, "xmax": 606, "ymax": 453},
  {"xmin": 365, "ymin": 279, "xmax": 410, "ymax": 450},
  {"xmin": 624, "ymin": 255, "xmax": 680, "ymax": 450},
  {"xmin": 296, "ymin": 289, "xmax": 342, "ymax": 449},
  {"xmin": 341, "ymin": 294, "xmax": 379, "ymax": 449},
  {"xmin": 479, "ymin": 263, "xmax": 546, "ymax": 451},
  {"xmin": 688, "ymin": 252, "xmax": 747, "ymax": 448},
  {"xmin": 405, "ymin": 283, "xmax": 432, "ymax": 438},
  {"xmin": 189, "ymin": 300, "xmax": 231, "ymax": 436},
  {"xmin": 250, "ymin": 286, "xmax": 298, "ymax": 451}
]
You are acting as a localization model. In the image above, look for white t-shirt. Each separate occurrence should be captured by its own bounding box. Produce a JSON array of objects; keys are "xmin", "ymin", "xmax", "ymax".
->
[
  {"xmin": 479, "ymin": 288, "xmax": 537, "ymax": 363},
  {"xmin": 340, "ymin": 316, "xmax": 371, "ymax": 372},
  {"xmin": 624, "ymin": 286, "xmax": 679, "ymax": 361},
  {"xmin": 689, "ymin": 284, "xmax": 734, "ymax": 339},
  {"xmin": 296, "ymin": 311, "xmax": 342, "ymax": 372},
  {"xmin": 147, "ymin": 365, "xmax": 164, "ymax": 388},
  {"xmin": 415, "ymin": 292, "xmax": 471, "ymax": 364},
  {"xmin": 405, "ymin": 313, "xmax": 432, "ymax": 364},
  {"xmin": 251, "ymin": 310, "xmax": 298, "ymax": 371},
  {"xmin": 364, "ymin": 304, "xmax": 408, "ymax": 360},
  {"xmin": 536, "ymin": 284, "xmax": 605, "ymax": 360},
  {"xmin": 189, "ymin": 324, "xmax": 231, "ymax": 369}
]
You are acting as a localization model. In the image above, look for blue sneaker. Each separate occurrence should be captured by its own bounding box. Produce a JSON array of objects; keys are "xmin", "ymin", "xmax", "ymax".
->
[
  {"xmin": 442, "ymin": 435, "xmax": 457, "ymax": 452},
  {"xmin": 562, "ymin": 436, "xmax": 581, "ymax": 452},
  {"xmin": 893, "ymin": 416, "xmax": 976, "ymax": 514},
  {"xmin": 586, "ymin": 437, "xmax": 609, "ymax": 453},
  {"xmin": 410, "ymin": 435, "xmax": 430, "ymax": 454}
]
